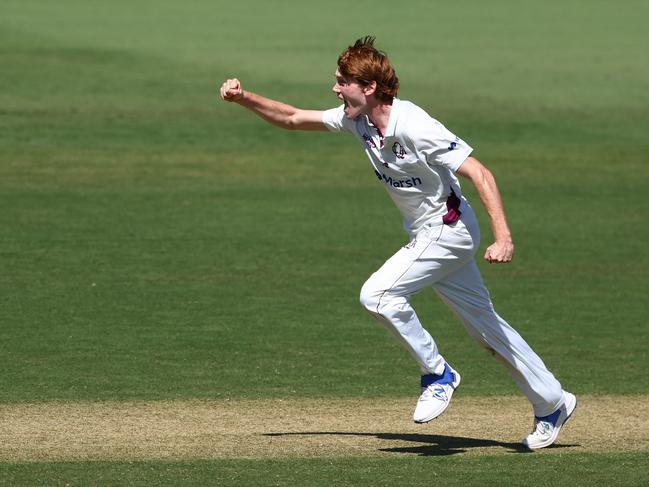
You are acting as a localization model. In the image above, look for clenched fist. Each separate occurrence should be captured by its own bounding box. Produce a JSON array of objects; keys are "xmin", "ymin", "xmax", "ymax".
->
[
  {"xmin": 220, "ymin": 78, "xmax": 244, "ymax": 102},
  {"xmin": 484, "ymin": 240, "xmax": 514, "ymax": 263}
]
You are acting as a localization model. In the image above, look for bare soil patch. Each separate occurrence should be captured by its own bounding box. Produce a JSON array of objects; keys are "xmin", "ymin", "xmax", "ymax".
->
[{"xmin": 1, "ymin": 395, "xmax": 647, "ymax": 462}]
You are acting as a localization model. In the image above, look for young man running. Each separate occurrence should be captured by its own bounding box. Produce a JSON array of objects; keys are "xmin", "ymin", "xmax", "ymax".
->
[{"xmin": 219, "ymin": 36, "xmax": 576, "ymax": 449}]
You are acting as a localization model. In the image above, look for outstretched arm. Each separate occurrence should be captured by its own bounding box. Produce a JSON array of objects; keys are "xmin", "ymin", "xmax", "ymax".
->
[
  {"xmin": 219, "ymin": 78, "xmax": 328, "ymax": 131},
  {"xmin": 456, "ymin": 156, "xmax": 514, "ymax": 263}
]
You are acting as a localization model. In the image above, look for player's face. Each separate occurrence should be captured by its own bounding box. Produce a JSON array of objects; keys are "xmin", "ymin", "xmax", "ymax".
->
[{"xmin": 333, "ymin": 69, "xmax": 368, "ymax": 119}]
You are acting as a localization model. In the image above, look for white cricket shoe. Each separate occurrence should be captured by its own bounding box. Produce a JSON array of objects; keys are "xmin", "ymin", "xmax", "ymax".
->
[
  {"xmin": 413, "ymin": 363, "xmax": 461, "ymax": 424},
  {"xmin": 523, "ymin": 391, "xmax": 577, "ymax": 450}
]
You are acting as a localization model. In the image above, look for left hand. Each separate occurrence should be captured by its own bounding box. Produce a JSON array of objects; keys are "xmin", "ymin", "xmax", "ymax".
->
[{"xmin": 484, "ymin": 240, "xmax": 514, "ymax": 263}]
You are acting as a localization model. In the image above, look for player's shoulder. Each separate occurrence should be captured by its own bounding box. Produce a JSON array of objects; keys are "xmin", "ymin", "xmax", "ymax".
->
[
  {"xmin": 394, "ymin": 99, "xmax": 444, "ymax": 141},
  {"xmin": 395, "ymin": 99, "xmax": 430, "ymax": 120}
]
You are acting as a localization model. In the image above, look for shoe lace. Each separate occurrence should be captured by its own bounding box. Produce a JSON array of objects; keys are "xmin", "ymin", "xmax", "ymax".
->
[
  {"xmin": 531, "ymin": 419, "xmax": 553, "ymax": 436},
  {"xmin": 421, "ymin": 384, "xmax": 447, "ymax": 401}
]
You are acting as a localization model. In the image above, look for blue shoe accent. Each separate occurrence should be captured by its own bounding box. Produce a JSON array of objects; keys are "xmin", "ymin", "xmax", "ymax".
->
[
  {"xmin": 535, "ymin": 408, "xmax": 562, "ymax": 426},
  {"xmin": 421, "ymin": 363, "xmax": 454, "ymax": 388}
]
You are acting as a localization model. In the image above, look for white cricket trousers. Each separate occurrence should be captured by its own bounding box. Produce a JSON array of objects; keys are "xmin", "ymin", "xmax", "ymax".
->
[{"xmin": 359, "ymin": 206, "xmax": 565, "ymax": 417}]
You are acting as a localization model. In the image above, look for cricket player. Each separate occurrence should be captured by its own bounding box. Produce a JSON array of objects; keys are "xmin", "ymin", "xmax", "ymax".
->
[{"xmin": 219, "ymin": 36, "xmax": 576, "ymax": 449}]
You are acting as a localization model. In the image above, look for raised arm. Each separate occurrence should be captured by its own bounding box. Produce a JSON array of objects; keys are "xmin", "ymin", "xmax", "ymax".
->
[
  {"xmin": 219, "ymin": 78, "xmax": 328, "ymax": 131},
  {"xmin": 456, "ymin": 156, "xmax": 515, "ymax": 263}
]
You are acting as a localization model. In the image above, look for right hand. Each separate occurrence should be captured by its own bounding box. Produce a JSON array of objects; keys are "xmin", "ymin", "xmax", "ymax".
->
[
  {"xmin": 220, "ymin": 78, "xmax": 244, "ymax": 102},
  {"xmin": 484, "ymin": 239, "xmax": 514, "ymax": 263}
]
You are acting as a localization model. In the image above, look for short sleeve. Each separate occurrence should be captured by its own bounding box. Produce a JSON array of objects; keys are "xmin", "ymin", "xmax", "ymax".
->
[
  {"xmin": 322, "ymin": 105, "xmax": 354, "ymax": 133},
  {"xmin": 415, "ymin": 118, "xmax": 473, "ymax": 172}
]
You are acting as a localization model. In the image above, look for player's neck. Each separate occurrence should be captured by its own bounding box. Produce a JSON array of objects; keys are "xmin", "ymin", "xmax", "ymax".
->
[{"xmin": 367, "ymin": 101, "xmax": 392, "ymax": 136}]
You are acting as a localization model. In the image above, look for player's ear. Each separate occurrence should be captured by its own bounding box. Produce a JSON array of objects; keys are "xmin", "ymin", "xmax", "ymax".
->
[{"xmin": 363, "ymin": 81, "xmax": 377, "ymax": 96}]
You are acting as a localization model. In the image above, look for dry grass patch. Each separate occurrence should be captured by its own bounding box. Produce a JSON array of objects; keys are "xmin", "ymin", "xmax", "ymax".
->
[{"xmin": 1, "ymin": 395, "xmax": 647, "ymax": 462}]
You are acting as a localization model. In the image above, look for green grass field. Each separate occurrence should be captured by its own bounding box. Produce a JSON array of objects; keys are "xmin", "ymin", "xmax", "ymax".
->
[{"xmin": 2, "ymin": 0, "xmax": 648, "ymax": 485}]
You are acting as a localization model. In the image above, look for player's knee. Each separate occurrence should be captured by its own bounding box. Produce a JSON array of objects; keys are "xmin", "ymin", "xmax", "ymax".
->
[
  {"xmin": 359, "ymin": 281, "xmax": 381, "ymax": 314},
  {"xmin": 360, "ymin": 282, "xmax": 401, "ymax": 319}
]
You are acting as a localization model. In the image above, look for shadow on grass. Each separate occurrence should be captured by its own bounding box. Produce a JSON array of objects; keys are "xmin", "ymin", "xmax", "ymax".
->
[{"xmin": 264, "ymin": 431, "xmax": 579, "ymax": 456}]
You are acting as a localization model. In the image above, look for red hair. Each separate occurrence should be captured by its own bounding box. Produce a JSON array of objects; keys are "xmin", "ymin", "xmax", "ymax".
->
[{"xmin": 337, "ymin": 36, "xmax": 399, "ymax": 102}]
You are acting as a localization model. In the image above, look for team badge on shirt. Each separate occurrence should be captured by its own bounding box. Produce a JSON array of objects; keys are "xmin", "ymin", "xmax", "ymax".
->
[
  {"xmin": 362, "ymin": 133, "xmax": 377, "ymax": 149},
  {"xmin": 392, "ymin": 141, "xmax": 406, "ymax": 159}
]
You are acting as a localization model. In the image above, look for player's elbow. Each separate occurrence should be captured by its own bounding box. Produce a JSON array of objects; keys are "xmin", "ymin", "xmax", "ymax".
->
[
  {"xmin": 465, "ymin": 159, "xmax": 494, "ymax": 188},
  {"xmin": 476, "ymin": 166, "xmax": 494, "ymax": 187},
  {"xmin": 269, "ymin": 118, "xmax": 297, "ymax": 130},
  {"xmin": 284, "ymin": 110, "xmax": 309, "ymax": 130},
  {"xmin": 283, "ymin": 116, "xmax": 300, "ymax": 130}
]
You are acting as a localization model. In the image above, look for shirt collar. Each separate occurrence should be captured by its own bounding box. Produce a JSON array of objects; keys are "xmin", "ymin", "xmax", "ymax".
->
[
  {"xmin": 384, "ymin": 98, "xmax": 400, "ymax": 138},
  {"xmin": 364, "ymin": 98, "xmax": 400, "ymax": 139}
]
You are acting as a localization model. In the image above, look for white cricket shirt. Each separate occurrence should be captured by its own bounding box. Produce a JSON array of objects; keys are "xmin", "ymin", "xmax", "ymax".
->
[{"xmin": 322, "ymin": 98, "xmax": 473, "ymax": 237}]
